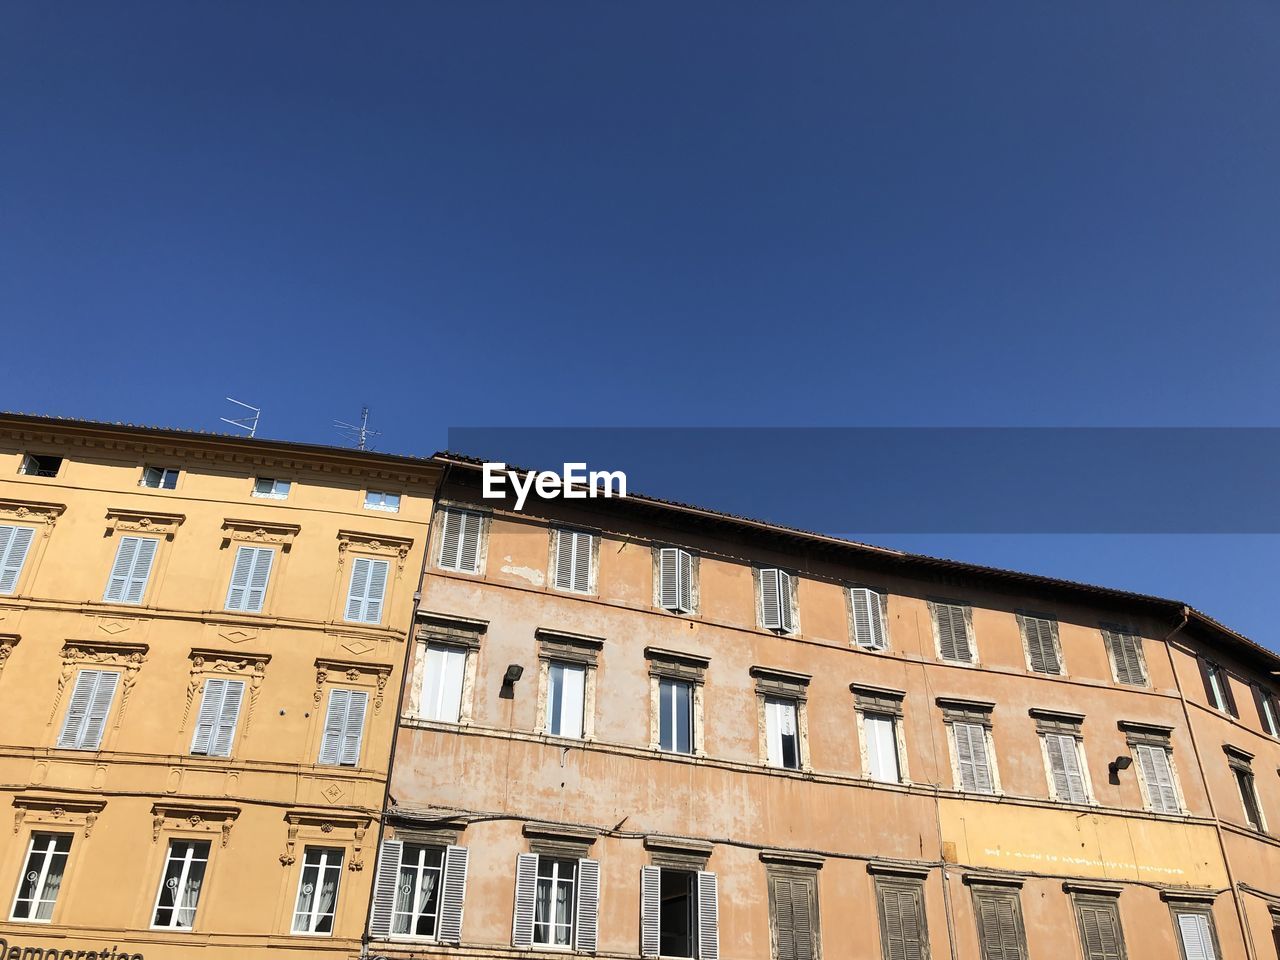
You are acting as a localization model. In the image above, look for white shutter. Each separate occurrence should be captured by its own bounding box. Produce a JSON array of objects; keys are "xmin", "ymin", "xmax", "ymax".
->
[
  {"xmin": 345, "ymin": 558, "xmax": 389, "ymax": 623},
  {"xmin": 554, "ymin": 530, "xmax": 593, "ymax": 592},
  {"xmin": 575, "ymin": 858, "xmax": 600, "ymax": 953},
  {"xmin": 57, "ymin": 670, "xmax": 101, "ymax": 748},
  {"xmin": 104, "ymin": 536, "xmax": 157, "ymax": 604},
  {"xmin": 369, "ymin": 838, "xmax": 403, "ymax": 938},
  {"xmin": 225, "ymin": 546, "xmax": 274, "ymax": 612},
  {"xmin": 363, "ymin": 560, "xmax": 389, "ymax": 623},
  {"xmin": 318, "ymin": 689, "xmax": 349, "ymax": 764},
  {"xmin": 210, "ymin": 680, "xmax": 244, "ymax": 756},
  {"xmin": 421, "ymin": 644, "xmax": 466, "ymax": 721},
  {"xmin": 439, "ymin": 510, "xmax": 463, "ymax": 569},
  {"xmin": 190, "ymin": 678, "xmax": 227, "ymax": 754},
  {"xmin": 123, "ymin": 537, "xmax": 158, "ymax": 604},
  {"xmin": 1136, "ymin": 744, "xmax": 1180, "ymax": 813},
  {"xmin": 572, "ymin": 531, "xmax": 591, "ymax": 592},
  {"xmin": 438, "ymin": 845, "xmax": 469, "ymax": 944},
  {"xmin": 0, "ymin": 525, "xmax": 34, "ymax": 594},
  {"xmin": 1023, "ymin": 615, "xmax": 1061, "ymax": 674},
  {"xmin": 697, "ymin": 870, "xmax": 720, "ymax": 960},
  {"xmin": 765, "ymin": 699, "xmax": 783, "ymax": 766},
  {"xmin": 511, "ymin": 853, "xmax": 538, "ymax": 947},
  {"xmin": 659, "ymin": 548, "xmax": 680, "ymax": 610},
  {"xmin": 640, "ymin": 865, "xmax": 661, "ymax": 958},
  {"xmin": 761, "ymin": 569, "xmax": 784, "ymax": 629},
  {"xmin": 1176, "ymin": 913, "xmax": 1216, "ymax": 960},
  {"xmin": 1045, "ymin": 733, "xmax": 1088, "ymax": 802},
  {"xmin": 459, "ymin": 512, "xmax": 482, "ymax": 572},
  {"xmin": 678, "ymin": 549, "xmax": 694, "ymax": 613},
  {"xmin": 339, "ymin": 690, "xmax": 368, "ymax": 765},
  {"xmin": 955, "ymin": 722, "xmax": 993, "ymax": 793},
  {"xmin": 78, "ymin": 671, "xmax": 119, "ymax": 749},
  {"xmin": 345, "ymin": 558, "xmax": 372, "ymax": 621},
  {"xmin": 850, "ymin": 587, "xmax": 886, "ymax": 649},
  {"xmin": 865, "ymin": 714, "xmax": 900, "ymax": 783},
  {"xmin": 555, "ymin": 530, "xmax": 575, "ymax": 590}
]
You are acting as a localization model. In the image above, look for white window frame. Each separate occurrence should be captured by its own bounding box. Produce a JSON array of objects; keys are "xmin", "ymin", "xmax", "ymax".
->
[
  {"xmin": 19, "ymin": 454, "xmax": 62, "ymax": 478},
  {"xmin": 140, "ymin": 466, "xmax": 180, "ymax": 490},
  {"xmin": 763, "ymin": 696, "xmax": 801, "ymax": 770},
  {"xmin": 252, "ymin": 477, "xmax": 291, "ymax": 500},
  {"xmin": 291, "ymin": 846, "xmax": 344, "ymax": 936},
  {"xmin": 9, "ymin": 832, "xmax": 71, "ymax": 923},
  {"xmin": 391, "ymin": 842, "xmax": 446, "ymax": 940},
  {"xmin": 533, "ymin": 856, "xmax": 577, "ymax": 948},
  {"xmin": 657, "ymin": 677, "xmax": 696, "ymax": 755},
  {"xmin": 414, "ymin": 643, "xmax": 470, "ymax": 723},
  {"xmin": 364, "ymin": 490, "xmax": 401, "ymax": 513},
  {"xmin": 149, "ymin": 839, "xmax": 210, "ymax": 930},
  {"xmin": 545, "ymin": 660, "xmax": 587, "ymax": 740},
  {"xmin": 858, "ymin": 710, "xmax": 907, "ymax": 784}
]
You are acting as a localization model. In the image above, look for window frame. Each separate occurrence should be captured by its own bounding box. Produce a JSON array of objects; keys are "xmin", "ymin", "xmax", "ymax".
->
[
  {"xmin": 929, "ymin": 599, "xmax": 977, "ymax": 665},
  {"xmin": 655, "ymin": 546, "xmax": 697, "ymax": 615},
  {"xmin": 343, "ymin": 555, "xmax": 391, "ymax": 625},
  {"xmin": 391, "ymin": 841, "xmax": 446, "ymax": 940},
  {"xmin": 532, "ymin": 855, "xmax": 578, "ymax": 948},
  {"xmin": 848, "ymin": 585, "xmax": 889, "ymax": 651},
  {"xmin": 550, "ymin": 527, "xmax": 597, "ymax": 595},
  {"xmin": 758, "ymin": 567, "xmax": 799, "ymax": 634},
  {"xmin": 941, "ymin": 706, "xmax": 1001, "ymax": 795},
  {"xmin": 291, "ymin": 846, "xmax": 345, "ymax": 936},
  {"xmin": 873, "ymin": 875, "xmax": 930, "ymax": 960},
  {"xmin": 149, "ymin": 838, "xmax": 211, "ymax": 931},
  {"xmin": 140, "ymin": 466, "xmax": 180, "ymax": 490},
  {"xmin": 1169, "ymin": 904, "xmax": 1221, "ymax": 960},
  {"xmin": 363, "ymin": 489, "xmax": 402, "ymax": 513},
  {"xmin": 969, "ymin": 883, "xmax": 1028, "ymax": 960},
  {"xmin": 647, "ymin": 649, "xmax": 708, "ymax": 757},
  {"xmin": 1071, "ymin": 892, "xmax": 1127, "ymax": 960},
  {"xmin": 545, "ymin": 660, "xmax": 588, "ymax": 740},
  {"xmin": 1103, "ymin": 625, "xmax": 1148, "ymax": 687},
  {"xmin": 766, "ymin": 865, "xmax": 821, "ymax": 960},
  {"xmin": 9, "ymin": 832, "xmax": 72, "ymax": 924},
  {"xmin": 1017, "ymin": 611, "xmax": 1064, "ymax": 675},
  {"xmin": 860, "ymin": 710, "xmax": 906, "ymax": 785},
  {"xmin": 436, "ymin": 507, "xmax": 487, "ymax": 574},
  {"xmin": 415, "ymin": 642, "xmax": 470, "ymax": 724},
  {"xmin": 101, "ymin": 534, "xmax": 160, "ymax": 606},
  {"xmin": 1131, "ymin": 740, "xmax": 1184, "ymax": 815},
  {"xmin": 0, "ymin": 524, "xmax": 37, "ymax": 597},
  {"xmin": 658, "ymin": 677, "xmax": 695, "ymax": 755},
  {"xmin": 18, "ymin": 454, "xmax": 62, "ymax": 478},
  {"xmin": 223, "ymin": 544, "xmax": 276, "ymax": 614},
  {"xmin": 251, "ymin": 477, "xmax": 291, "ymax": 500}
]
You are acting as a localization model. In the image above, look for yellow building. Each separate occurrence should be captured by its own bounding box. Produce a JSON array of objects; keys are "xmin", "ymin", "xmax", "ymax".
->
[{"xmin": 0, "ymin": 414, "xmax": 440, "ymax": 960}]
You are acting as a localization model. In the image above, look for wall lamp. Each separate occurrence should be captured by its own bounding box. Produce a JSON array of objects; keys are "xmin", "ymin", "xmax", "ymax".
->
[
  {"xmin": 500, "ymin": 663, "xmax": 524, "ymax": 700},
  {"xmin": 1108, "ymin": 755, "xmax": 1133, "ymax": 784}
]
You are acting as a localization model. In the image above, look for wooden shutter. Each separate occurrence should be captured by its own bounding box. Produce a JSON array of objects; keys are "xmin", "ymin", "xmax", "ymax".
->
[
  {"xmin": 0, "ymin": 525, "xmax": 34, "ymax": 594},
  {"xmin": 697, "ymin": 870, "xmax": 719, "ymax": 960},
  {"xmin": 772, "ymin": 876, "xmax": 816, "ymax": 960},
  {"xmin": 1021, "ymin": 615, "xmax": 1060, "ymax": 674},
  {"xmin": 1135, "ymin": 744, "xmax": 1179, "ymax": 813},
  {"xmin": 555, "ymin": 530, "xmax": 592, "ymax": 592},
  {"xmin": 210, "ymin": 680, "xmax": 244, "ymax": 756},
  {"xmin": 934, "ymin": 603, "xmax": 972, "ymax": 661},
  {"xmin": 678, "ymin": 549, "xmax": 694, "ymax": 613},
  {"xmin": 1076, "ymin": 899, "xmax": 1124, "ymax": 960},
  {"xmin": 1105, "ymin": 628, "xmax": 1145, "ymax": 685},
  {"xmin": 369, "ymin": 838, "xmax": 402, "ymax": 938},
  {"xmin": 954, "ymin": 722, "xmax": 994, "ymax": 793},
  {"xmin": 318, "ymin": 689, "xmax": 350, "ymax": 764},
  {"xmin": 1199, "ymin": 659, "xmax": 1236, "ymax": 715},
  {"xmin": 78, "ymin": 671, "xmax": 120, "ymax": 749},
  {"xmin": 575, "ymin": 858, "xmax": 600, "ymax": 953},
  {"xmin": 339, "ymin": 690, "xmax": 368, "ymax": 765},
  {"xmin": 1045, "ymin": 734, "xmax": 1087, "ymax": 803},
  {"xmin": 974, "ymin": 888, "xmax": 1026, "ymax": 960},
  {"xmin": 57, "ymin": 670, "xmax": 102, "ymax": 748},
  {"xmin": 640, "ymin": 865, "xmax": 661, "ymax": 958},
  {"xmin": 659, "ymin": 548, "xmax": 680, "ymax": 610},
  {"xmin": 1254, "ymin": 685, "xmax": 1280, "ymax": 737},
  {"xmin": 225, "ymin": 546, "xmax": 273, "ymax": 612},
  {"xmin": 511, "ymin": 853, "xmax": 538, "ymax": 947},
  {"xmin": 439, "ymin": 510, "xmax": 464, "ymax": 569},
  {"xmin": 878, "ymin": 882, "xmax": 926, "ymax": 960},
  {"xmin": 1176, "ymin": 912, "xmax": 1216, "ymax": 960},
  {"xmin": 851, "ymin": 587, "xmax": 887, "ymax": 649},
  {"xmin": 438, "ymin": 845, "xmax": 469, "ymax": 944}
]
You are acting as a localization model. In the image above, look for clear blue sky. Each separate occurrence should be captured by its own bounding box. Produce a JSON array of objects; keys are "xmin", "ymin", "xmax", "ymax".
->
[{"xmin": 3, "ymin": 4, "xmax": 1278, "ymax": 647}]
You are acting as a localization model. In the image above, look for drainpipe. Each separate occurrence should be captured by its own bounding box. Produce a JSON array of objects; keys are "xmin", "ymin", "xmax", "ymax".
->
[
  {"xmin": 1161, "ymin": 604, "xmax": 1258, "ymax": 960},
  {"xmin": 360, "ymin": 463, "xmax": 450, "ymax": 959}
]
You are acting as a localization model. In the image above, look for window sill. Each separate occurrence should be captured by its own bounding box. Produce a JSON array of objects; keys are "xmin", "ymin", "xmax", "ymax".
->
[
  {"xmin": 364, "ymin": 505, "xmax": 401, "ymax": 514},
  {"xmin": 251, "ymin": 492, "xmax": 289, "ymax": 501}
]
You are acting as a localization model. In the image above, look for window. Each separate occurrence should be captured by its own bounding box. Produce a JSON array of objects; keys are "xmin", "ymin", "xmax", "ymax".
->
[
  {"xmin": 767, "ymin": 869, "xmax": 819, "ymax": 960},
  {"xmin": 1042, "ymin": 732, "xmax": 1091, "ymax": 804},
  {"xmin": 364, "ymin": 490, "xmax": 401, "ymax": 512},
  {"xmin": 1199, "ymin": 661, "xmax": 1238, "ymax": 717},
  {"xmin": 292, "ymin": 847, "xmax": 343, "ymax": 935},
  {"xmin": 19, "ymin": 454, "xmax": 62, "ymax": 478},
  {"xmin": 438, "ymin": 509, "xmax": 483, "ymax": 573},
  {"xmin": 56, "ymin": 669, "xmax": 120, "ymax": 750},
  {"xmin": 1133, "ymin": 742, "xmax": 1182, "ymax": 814},
  {"xmin": 252, "ymin": 477, "xmax": 291, "ymax": 499},
  {"xmin": 1018, "ymin": 612, "xmax": 1062, "ymax": 675},
  {"xmin": 931, "ymin": 600, "xmax": 975, "ymax": 663},
  {"xmin": 344, "ymin": 556, "xmax": 390, "ymax": 624},
  {"xmin": 640, "ymin": 867, "xmax": 718, "ymax": 959},
  {"xmin": 419, "ymin": 644, "xmax": 467, "ymax": 722},
  {"xmin": 1103, "ymin": 625, "xmax": 1147, "ymax": 686},
  {"xmin": 764, "ymin": 697, "xmax": 800, "ymax": 769},
  {"xmin": 370, "ymin": 840, "xmax": 469, "ymax": 943},
  {"xmin": 151, "ymin": 840, "xmax": 210, "ymax": 930},
  {"xmin": 864, "ymin": 713, "xmax": 902, "ymax": 784},
  {"xmin": 224, "ymin": 545, "xmax": 274, "ymax": 613},
  {"xmin": 1173, "ymin": 909, "xmax": 1219, "ymax": 960},
  {"xmin": 659, "ymin": 678, "xmax": 694, "ymax": 754},
  {"xmin": 1255, "ymin": 685, "xmax": 1280, "ymax": 738},
  {"xmin": 140, "ymin": 466, "xmax": 179, "ymax": 489},
  {"xmin": 190, "ymin": 678, "xmax": 245, "ymax": 757},
  {"xmin": 949, "ymin": 720, "xmax": 996, "ymax": 794},
  {"xmin": 552, "ymin": 528, "xmax": 594, "ymax": 593},
  {"xmin": 759, "ymin": 568, "xmax": 796, "ymax": 633},
  {"xmin": 512, "ymin": 854, "xmax": 598, "ymax": 949},
  {"xmin": 0, "ymin": 525, "xmax": 35, "ymax": 595},
  {"xmin": 658, "ymin": 547, "xmax": 695, "ymax": 614},
  {"xmin": 102, "ymin": 536, "xmax": 159, "ymax": 604},
  {"xmin": 546, "ymin": 661, "xmax": 586, "ymax": 739},
  {"xmin": 1232, "ymin": 762, "xmax": 1265, "ymax": 831},
  {"xmin": 1073, "ymin": 895, "xmax": 1125, "ymax": 960},
  {"xmin": 317, "ymin": 689, "xmax": 368, "ymax": 766},
  {"xmin": 10, "ymin": 833, "xmax": 71, "ymax": 922},
  {"xmin": 874, "ymin": 877, "xmax": 928, "ymax": 960},
  {"xmin": 849, "ymin": 586, "xmax": 887, "ymax": 650},
  {"xmin": 971, "ymin": 885, "xmax": 1027, "ymax": 960}
]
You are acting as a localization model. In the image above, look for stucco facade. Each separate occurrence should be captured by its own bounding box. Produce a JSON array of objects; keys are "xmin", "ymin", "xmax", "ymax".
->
[
  {"xmin": 0, "ymin": 415, "xmax": 439, "ymax": 960},
  {"xmin": 375, "ymin": 458, "xmax": 1280, "ymax": 960}
]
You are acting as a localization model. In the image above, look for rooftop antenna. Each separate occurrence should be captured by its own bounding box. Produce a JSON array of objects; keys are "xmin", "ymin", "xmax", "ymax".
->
[
  {"xmin": 334, "ymin": 405, "xmax": 380, "ymax": 451},
  {"xmin": 220, "ymin": 397, "xmax": 261, "ymax": 438}
]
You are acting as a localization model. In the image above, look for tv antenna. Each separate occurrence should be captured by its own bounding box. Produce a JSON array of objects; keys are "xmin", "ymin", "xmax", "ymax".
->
[
  {"xmin": 220, "ymin": 397, "xmax": 261, "ymax": 438},
  {"xmin": 334, "ymin": 405, "xmax": 380, "ymax": 451}
]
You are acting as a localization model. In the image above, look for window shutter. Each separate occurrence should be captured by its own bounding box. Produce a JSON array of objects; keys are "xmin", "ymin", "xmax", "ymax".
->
[
  {"xmin": 1176, "ymin": 913, "xmax": 1216, "ymax": 960},
  {"xmin": 1220, "ymin": 670, "xmax": 1239, "ymax": 718},
  {"xmin": 678, "ymin": 549, "xmax": 694, "ymax": 613},
  {"xmin": 345, "ymin": 558, "xmax": 371, "ymax": 621},
  {"xmin": 640, "ymin": 866, "xmax": 661, "ymax": 958},
  {"xmin": 575, "ymin": 858, "xmax": 600, "ymax": 953},
  {"xmin": 224, "ymin": 547, "xmax": 255, "ymax": 610},
  {"xmin": 368, "ymin": 838, "xmax": 402, "ymax": 938},
  {"xmin": 439, "ymin": 510, "xmax": 463, "ymax": 569},
  {"xmin": 1022, "ymin": 615, "xmax": 1060, "ymax": 674},
  {"xmin": 572, "ymin": 531, "xmax": 591, "ymax": 593},
  {"xmin": 1135, "ymin": 744, "xmax": 1179, "ymax": 813},
  {"xmin": 244, "ymin": 548, "xmax": 273, "ymax": 612},
  {"xmin": 1044, "ymin": 734, "xmax": 1072, "ymax": 801},
  {"xmin": 955, "ymin": 723, "xmax": 993, "ymax": 794},
  {"xmin": 1254, "ymin": 685, "xmax": 1280, "ymax": 737},
  {"xmin": 1105, "ymin": 628, "xmax": 1146, "ymax": 685},
  {"xmin": 761, "ymin": 568, "xmax": 783, "ymax": 629},
  {"xmin": 190, "ymin": 678, "xmax": 227, "ymax": 755},
  {"xmin": 123, "ymin": 537, "xmax": 158, "ymax": 604},
  {"xmin": 935, "ymin": 603, "xmax": 972, "ymax": 661},
  {"xmin": 225, "ymin": 546, "xmax": 273, "ymax": 612},
  {"xmin": 345, "ymin": 558, "xmax": 389, "ymax": 623},
  {"xmin": 555, "ymin": 530, "xmax": 575, "ymax": 590},
  {"xmin": 1077, "ymin": 902, "xmax": 1124, "ymax": 960},
  {"xmin": 210, "ymin": 680, "xmax": 244, "ymax": 756},
  {"xmin": 363, "ymin": 560, "xmax": 388, "ymax": 623},
  {"xmin": 851, "ymin": 587, "xmax": 886, "ymax": 649},
  {"xmin": 438, "ymin": 844, "xmax": 469, "ymax": 944},
  {"xmin": 774, "ymin": 878, "xmax": 796, "ymax": 960},
  {"xmin": 790, "ymin": 879, "xmax": 815, "ymax": 960},
  {"xmin": 104, "ymin": 536, "xmax": 157, "ymax": 604},
  {"xmin": 459, "ymin": 511, "xmax": 481, "ymax": 571},
  {"xmin": 339, "ymin": 690, "xmax": 368, "ymax": 765},
  {"xmin": 57, "ymin": 670, "xmax": 101, "ymax": 748},
  {"xmin": 659, "ymin": 548, "xmax": 680, "ymax": 610},
  {"xmin": 318, "ymin": 689, "xmax": 349, "ymax": 765},
  {"xmin": 878, "ymin": 884, "xmax": 926, "ymax": 960},
  {"xmin": 78, "ymin": 670, "xmax": 119, "ymax": 749},
  {"xmin": 511, "ymin": 852, "xmax": 538, "ymax": 947},
  {"xmin": 697, "ymin": 870, "xmax": 720, "ymax": 960},
  {"xmin": 975, "ymin": 891, "xmax": 1025, "ymax": 960},
  {"xmin": 0, "ymin": 525, "xmax": 34, "ymax": 594}
]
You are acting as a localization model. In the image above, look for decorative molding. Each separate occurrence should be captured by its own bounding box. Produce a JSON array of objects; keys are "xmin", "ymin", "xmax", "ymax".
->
[
  {"xmin": 645, "ymin": 647, "xmax": 710, "ymax": 682},
  {"xmin": 0, "ymin": 634, "xmax": 19, "ymax": 680},
  {"xmin": 336, "ymin": 529, "xmax": 414, "ymax": 571},
  {"xmin": 760, "ymin": 849, "xmax": 825, "ymax": 869},
  {"xmin": 1119, "ymin": 720, "xmax": 1174, "ymax": 747},
  {"xmin": 12, "ymin": 794, "xmax": 106, "ymax": 838},
  {"xmin": 751, "ymin": 665, "xmax": 811, "ymax": 701},
  {"xmin": 314, "ymin": 657, "xmax": 393, "ymax": 713},
  {"xmin": 536, "ymin": 629, "xmax": 603, "ymax": 666},
  {"xmin": 962, "ymin": 872, "xmax": 1025, "ymax": 888},
  {"xmin": 937, "ymin": 697, "xmax": 995, "ymax": 726},
  {"xmin": 104, "ymin": 508, "xmax": 184, "ymax": 540},
  {"xmin": 221, "ymin": 518, "xmax": 301, "ymax": 549},
  {"xmin": 151, "ymin": 801, "xmax": 240, "ymax": 848},
  {"xmin": 185, "ymin": 648, "xmax": 271, "ymax": 731},
  {"xmin": 1030, "ymin": 709, "xmax": 1085, "ymax": 736},
  {"xmin": 51, "ymin": 640, "xmax": 149, "ymax": 725},
  {"xmin": 281, "ymin": 811, "xmax": 371, "ymax": 870},
  {"xmin": 1063, "ymin": 880, "xmax": 1123, "ymax": 896},
  {"xmin": 867, "ymin": 861, "xmax": 931, "ymax": 880},
  {"xmin": 851, "ymin": 683, "xmax": 906, "ymax": 716},
  {"xmin": 522, "ymin": 821, "xmax": 599, "ymax": 845},
  {"xmin": 0, "ymin": 498, "xmax": 65, "ymax": 535},
  {"xmin": 1159, "ymin": 888, "xmax": 1218, "ymax": 904},
  {"xmin": 417, "ymin": 612, "xmax": 487, "ymax": 648}
]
